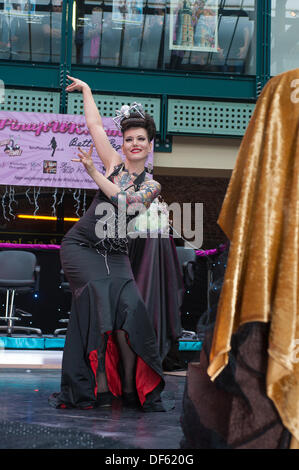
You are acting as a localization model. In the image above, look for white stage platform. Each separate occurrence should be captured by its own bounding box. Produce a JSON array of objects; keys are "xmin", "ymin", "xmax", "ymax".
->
[{"xmin": 0, "ymin": 349, "xmax": 63, "ymax": 369}]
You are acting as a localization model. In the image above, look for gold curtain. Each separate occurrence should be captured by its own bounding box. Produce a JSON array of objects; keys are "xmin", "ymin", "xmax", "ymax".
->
[{"xmin": 207, "ymin": 69, "xmax": 299, "ymax": 448}]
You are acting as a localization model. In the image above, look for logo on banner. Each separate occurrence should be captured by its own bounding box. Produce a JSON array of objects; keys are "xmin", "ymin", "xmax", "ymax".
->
[
  {"xmin": 0, "ymin": 138, "xmax": 22, "ymax": 156},
  {"xmin": 49, "ymin": 137, "xmax": 58, "ymax": 157},
  {"xmin": 43, "ymin": 160, "xmax": 57, "ymax": 174}
]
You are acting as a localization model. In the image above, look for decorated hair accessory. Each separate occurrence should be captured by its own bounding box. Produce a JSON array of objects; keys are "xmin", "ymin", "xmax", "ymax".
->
[{"xmin": 113, "ymin": 102, "xmax": 145, "ymax": 129}]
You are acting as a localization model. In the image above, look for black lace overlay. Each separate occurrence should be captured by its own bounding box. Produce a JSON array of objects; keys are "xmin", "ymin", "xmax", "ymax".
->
[{"xmin": 63, "ymin": 164, "xmax": 146, "ymax": 256}]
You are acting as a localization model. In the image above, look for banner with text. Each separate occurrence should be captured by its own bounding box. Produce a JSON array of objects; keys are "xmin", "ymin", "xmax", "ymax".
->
[{"xmin": 0, "ymin": 111, "xmax": 154, "ymax": 189}]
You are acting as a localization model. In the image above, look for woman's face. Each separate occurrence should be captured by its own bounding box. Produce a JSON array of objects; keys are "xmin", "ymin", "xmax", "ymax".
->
[{"xmin": 122, "ymin": 127, "xmax": 152, "ymax": 162}]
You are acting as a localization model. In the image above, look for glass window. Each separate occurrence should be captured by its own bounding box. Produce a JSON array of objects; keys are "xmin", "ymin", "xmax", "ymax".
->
[
  {"xmin": 164, "ymin": 0, "xmax": 256, "ymax": 73},
  {"xmin": 72, "ymin": 0, "xmax": 256, "ymax": 75},
  {"xmin": 99, "ymin": 10, "xmax": 122, "ymax": 66},
  {"xmin": 0, "ymin": 0, "xmax": 256, "ymax": 74},
  {"xmin": 139, "ymin": 7, "xmax": 164, "ymax": 69},
  {"xmin": 0, "ymin": 0, "xmax": 63, "ymax": 63},
  {"xmin": 271, "ymin": 0, "xmax": 299, "ymax": 76}
]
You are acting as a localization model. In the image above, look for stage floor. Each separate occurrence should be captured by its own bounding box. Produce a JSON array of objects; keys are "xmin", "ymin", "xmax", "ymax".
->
[{"xmin": 0, "ymin": 350, "xmax": 187, "ymax": 450}]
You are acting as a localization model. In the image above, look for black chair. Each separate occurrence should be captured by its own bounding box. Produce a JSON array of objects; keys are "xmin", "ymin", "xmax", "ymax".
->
[
  {"xmin": 0, "ymin": 250, "xmax": 42, "ymax": 336},
  {"xmin": 175, "ymin": 246, "xmax": 196, "ymax": 290},
  {"xmin": 54, "ymin": 269, "xmax": 71, "ymax": 336}
]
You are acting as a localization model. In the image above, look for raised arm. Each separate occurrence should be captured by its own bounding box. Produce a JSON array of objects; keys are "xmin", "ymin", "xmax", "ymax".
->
[{"xmin": 66, "ymin": 75, "xmax": 122, "ymax": 175}]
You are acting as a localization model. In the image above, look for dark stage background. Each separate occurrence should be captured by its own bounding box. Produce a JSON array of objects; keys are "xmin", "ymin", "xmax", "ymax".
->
[
  {"xmin": 0, "ymin": 248, "xmax": 70, "ymax": 335},
  {"xmin": 0, "ymin": 246, "xmax": 217, "ymax": 337}
]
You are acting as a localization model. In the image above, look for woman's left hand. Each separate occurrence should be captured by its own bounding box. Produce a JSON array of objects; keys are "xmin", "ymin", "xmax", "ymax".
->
[
  {"xmin": 66, "ymin": 75, "xmax": 90, "ymax": 93},
  {"xmin": 72, "ymin": 144, "xmax": 95, "ymax": 175}
]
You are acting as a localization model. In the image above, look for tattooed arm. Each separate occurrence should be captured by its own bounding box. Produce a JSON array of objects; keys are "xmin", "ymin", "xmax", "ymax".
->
[{"xmin": 111, "ymin": 179, "xmax": 161, "ymax": 209}]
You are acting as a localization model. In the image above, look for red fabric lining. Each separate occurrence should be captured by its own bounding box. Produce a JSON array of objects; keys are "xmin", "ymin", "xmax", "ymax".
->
[
  {"xmin": 89, "ymin": 331, "xmax": 162, "ymax": 406},
  {"xmin": 105, "ymin": 334, "xmax": 122, "ymax": 397},
  {"xmin": 106, "ymin": 331, "xmax": 162, "ymax": 405},
  {"xmin": 135, "ymin": 356, "xmax": 161, "ymax": 406},
  {"xmin": 88, "ymin": 349, "xmax": 99, "ymax": 397}
]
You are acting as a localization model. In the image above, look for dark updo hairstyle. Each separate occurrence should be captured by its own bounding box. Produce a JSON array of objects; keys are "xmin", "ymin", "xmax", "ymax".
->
[{"xmin": 120, "ymin": 112, "xmax": 156, "ymax": 142}]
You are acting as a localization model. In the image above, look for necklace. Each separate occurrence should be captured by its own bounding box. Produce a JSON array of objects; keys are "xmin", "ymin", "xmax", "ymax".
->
[{"xmin": 110, "ymin": 163, "xmax": 146, "ymax": 191}]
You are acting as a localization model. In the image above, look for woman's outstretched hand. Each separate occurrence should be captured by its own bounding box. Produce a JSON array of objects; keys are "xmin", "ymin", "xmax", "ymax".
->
[
  {"xmin": 72, "ymin": 144, "xmax": 96, "ymax": 175},
  {"xmin": 66, "ymin": 75, "xmax": 89, "ymax": 93},
  {"xmin": 71, "ymin": 143, "xmax": 119, "ymax": 196}
]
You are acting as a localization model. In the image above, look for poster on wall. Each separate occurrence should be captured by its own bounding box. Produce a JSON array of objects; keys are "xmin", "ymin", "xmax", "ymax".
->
[
  {"xmin": 2, "ymin": 0, "xmax": 38, "ymax": 27},
  {"xmin": 112, "ymin": 0, "xmax": 143, "ymax": 24},
  {"xmin": 169, "ymin": 0, "xmax": 219, "ymax": 52},
  {"xmin": 4, "ymin": 0, "xmax": 36, "ymax": 15},
  {"xmin": 0, "ymin": 111, "xmax": 154, "ymax": 189}
]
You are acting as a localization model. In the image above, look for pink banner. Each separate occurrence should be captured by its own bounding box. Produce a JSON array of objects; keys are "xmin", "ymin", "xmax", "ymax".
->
[{"xmin": 0, "ymin": 111, "xmax": 154, "ymax": 189}]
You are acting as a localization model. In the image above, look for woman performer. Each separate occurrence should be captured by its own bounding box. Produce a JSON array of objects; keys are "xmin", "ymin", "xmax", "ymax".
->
[{"xmin": 49, "ymin": 76, "xmax": 169, "ymax": 411}]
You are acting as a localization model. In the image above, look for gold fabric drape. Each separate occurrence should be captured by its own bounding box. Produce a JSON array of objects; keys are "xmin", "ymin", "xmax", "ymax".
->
[{"xmin": 207, "ymin": 69, "xmax": 299, "ymax": 448}]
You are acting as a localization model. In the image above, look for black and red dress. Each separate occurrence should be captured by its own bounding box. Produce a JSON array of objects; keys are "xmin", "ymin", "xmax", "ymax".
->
[{"xmin": 49, "ymin": 165, "xmax": 168, "ymax": 411}]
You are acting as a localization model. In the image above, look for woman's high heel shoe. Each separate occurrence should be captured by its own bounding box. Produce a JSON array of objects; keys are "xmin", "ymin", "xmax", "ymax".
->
[
  {"xmin": 122, "ymin": 391, "xmax": 140, "ymax": 408},
  {"xmin": 96, "ymin": 391, "xmax": 113, "ymax": 408}
]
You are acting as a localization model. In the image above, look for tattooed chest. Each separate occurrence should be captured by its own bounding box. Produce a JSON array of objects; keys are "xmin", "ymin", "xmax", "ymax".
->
[{"xmin": 112, "ymin": 172, "xmax": 136, "ymax": 191}]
